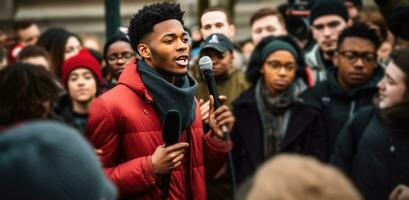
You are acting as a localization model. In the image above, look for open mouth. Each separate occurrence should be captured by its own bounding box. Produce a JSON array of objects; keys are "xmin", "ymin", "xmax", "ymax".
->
[{"xmin": 175, "ymin": 55, "xmax": 189, "ymax": 66}]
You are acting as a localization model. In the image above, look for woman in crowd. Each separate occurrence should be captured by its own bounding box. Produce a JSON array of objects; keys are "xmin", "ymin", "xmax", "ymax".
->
[
  {"xmin": 36, "ymin": 27, "xmax": 82, "ymax": 78},
  {"xmin": 232, "ymin": 36, "xmax": 326, "ymax": 185},
  {"xmin": 57, "ymin": 49, "xmax": 102, "ymax": 134},
  {"xmin": 102, "ymin": 35, "xmax": 134, "ymax": 88}
]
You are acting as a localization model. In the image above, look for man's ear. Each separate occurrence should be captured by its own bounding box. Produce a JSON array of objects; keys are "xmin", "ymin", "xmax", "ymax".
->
[
  {"xmin": 229, "ymin": 24, "xmax": 236, "ymax": 38},
  {"xmin": 138, "ymin": 43, "xmax": 151, "ymax": 59}
]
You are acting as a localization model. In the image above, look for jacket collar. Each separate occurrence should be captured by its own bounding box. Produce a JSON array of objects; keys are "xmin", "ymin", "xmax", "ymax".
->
[{"xmin": 118, "ymin": 58, "xmax": 153, "ymax": 103}]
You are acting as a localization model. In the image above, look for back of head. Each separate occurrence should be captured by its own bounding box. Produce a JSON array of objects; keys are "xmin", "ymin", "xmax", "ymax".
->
[
  {"xmin": 0, "ymin": 121, "xmax": 117, "ymax": 200},
  {"xmin": 309, "ymin": 0, "xmax": 349, "ymax": 25},
  {"xmin": 0, "ymin": 63, "xmax": 59, "ymax": 126},
  {"xmin": 247, "ymin": 154, "xmax": 362, "ymax": 200},
  {"xmin": 128, "ymin": 2, "xmax": 184, "ymax": 54}
]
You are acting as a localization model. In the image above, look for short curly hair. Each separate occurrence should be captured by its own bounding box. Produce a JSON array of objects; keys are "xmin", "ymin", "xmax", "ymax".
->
[
  {"xmin": 128, "ymin": 2, "xmax": 185, "ymax": 53},
  {"xmin": 337, "ymin": 23, "xmax": 381, "ymax": 50},
  {"xmin": 0, "ymin": 63, "xmax": 60, "ymax": 126}
]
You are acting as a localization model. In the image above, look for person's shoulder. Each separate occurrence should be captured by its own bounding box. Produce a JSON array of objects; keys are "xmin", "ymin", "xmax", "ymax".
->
[
  {"xmin": 300, "ymin": 82, "xmax": 330, "ymax": 106},
  {"xmin": 232, "ymin": 86, "xmax": 256, "ymax": 108}
]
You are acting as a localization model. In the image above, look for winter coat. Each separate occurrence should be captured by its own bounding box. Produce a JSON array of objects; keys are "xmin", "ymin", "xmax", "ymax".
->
[
  {"xmin": 301, "ymin": 66, "xmax": 383, "ymax": 156},
  {"xmin": 304, "ymin": 44, "xmax": 335, "ymax": 85},
  {"xmin": 86, "ymin": 59, "xmax": 231, "ymax": 200},
  {"xmin": 231, "ymin": 86, "xmax": 327, "ymax": 185},
  {"xmin": 331, "ymin": 106, "xmax": 409, "ymax": 200}
]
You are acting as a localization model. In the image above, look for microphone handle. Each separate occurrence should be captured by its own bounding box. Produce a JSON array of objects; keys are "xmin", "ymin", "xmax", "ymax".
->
[{"xmin": 203, "ymin": 69, "xmax": 221, "ymax": 108}]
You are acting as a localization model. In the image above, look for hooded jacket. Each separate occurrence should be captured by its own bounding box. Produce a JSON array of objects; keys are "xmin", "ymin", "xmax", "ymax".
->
[
  {"xmin": 86, "ymin": 59, "xmax": 231, "ymax": 200},
  {"xmin": 301, "ymin": 66, "xmax": 384, "ymax": 157}
]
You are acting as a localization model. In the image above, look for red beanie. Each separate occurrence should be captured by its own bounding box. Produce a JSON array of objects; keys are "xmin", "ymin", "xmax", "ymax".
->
[{"xmin": 61, "ymin": 49, "xmax": 102, "ymax": 86}]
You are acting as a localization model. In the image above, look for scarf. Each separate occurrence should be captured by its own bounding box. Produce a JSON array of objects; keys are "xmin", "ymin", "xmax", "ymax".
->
[
  {"xmin": 138, "ymin": 59, "xmax": 198, "ymax": 130},
  {"xmin": 255, "ymin": 78, "xmax": 298, "ymax": 159}
]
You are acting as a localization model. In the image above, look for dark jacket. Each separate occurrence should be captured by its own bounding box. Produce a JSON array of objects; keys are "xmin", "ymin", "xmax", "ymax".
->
[
  {"xmin": 86, "ymin": 59, "xmax": 231, "ymax": 200},
  {"xmin": 55, "ymin": 94, "xmax": 88, "ymax": 134},
  {"xmin": 231, "ymin": 86, "xmax": 327, "ymax": 185},
  {"xmin": 331, "ymin": 106, "xmax": 409, "ymax": 200},
  {"xmin": 301, "ymin": 66, "xmax": 384, "ymax": 156}
]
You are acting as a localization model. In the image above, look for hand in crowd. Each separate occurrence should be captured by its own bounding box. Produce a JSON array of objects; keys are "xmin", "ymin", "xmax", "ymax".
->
[
  {"xmin": 150, "ymin": 142, "xmax": 189, "ymax": 175},
  {"xmin": 199, "ymin": 99, "xmax": 210, "ymax": 124},
  {"xmin": 208, "ymin": 95, "xmax": 235, "ymax": 139},
  {"xmin": 390, "ymin": 185, "xmax": 409, "ymax": 200}
]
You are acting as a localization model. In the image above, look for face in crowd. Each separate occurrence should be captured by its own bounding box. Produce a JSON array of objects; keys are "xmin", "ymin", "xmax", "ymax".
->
[
  {"xmin": 262, "ymin": 50, "xmax": 297, "ymax": 96},
  {"xmin": 251, "ymin": 15, "xmax": 286, "ymax": 45},
  {"xmin": 378, "ymin": 62, "xmax": 407, "ymax": 109},
  {"xmin": 68, "ymin": 68, "xmax": 97, "ymax": 104},
  {"xmin": 65, "ymin": 36, "xmax": 82, "ymax": 61},
  {"xmin": 17, "ymin": 24, "xmax": 41, "ymax": 46},
  {"xmin": 106, "ymin": 41, "xmax": 134, "ymax": 80},
  {"xmin": 333, "ymin": 36, "xmax": 377, "ymax": 90},
  {"xmin": 200, "ymin": 10, "xmax": 235, "ymax": 39},
  {"xmin": 138, "ymin": 19, "xmax": 190, "ymax": 80},
  {"xmin": 311, "ymin": 15, "xmax": 347, "ymax": 55},
  {"xmin": 201, "ymin": 49, "xmax": 234, "ymax": 77}
]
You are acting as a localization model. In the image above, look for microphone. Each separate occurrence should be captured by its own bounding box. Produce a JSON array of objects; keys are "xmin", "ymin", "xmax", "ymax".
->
[
  {"xmin": 199, "ymin": 56, "xmax": 237, "ymax": 198},
  {"xmin": 162, "ymin": 110, "xmax": 181, "ymax": 147},
  {"xmin": 161, "ymin": 110, "xmax": 181, "ymax": 200},
  {"xmin": 198, "ymin": 56, "xmax": 229, "ymax": 136}
]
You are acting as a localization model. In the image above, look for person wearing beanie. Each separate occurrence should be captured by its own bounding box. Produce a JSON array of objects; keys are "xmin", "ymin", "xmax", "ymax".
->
[
  {"xmin": 57, "ymin": 48, "xmax": 102, "ymax": 134},
  {"xmin": 305, "ymin": 0, "xmax": 349, "ymax": 85},
  {"xmin": 231, "ymin": 36, "xmax": 326, "ymax": 186},
  {"xmin": 0, "ymin": 121, "xmax": 117, "ymax": 200}
]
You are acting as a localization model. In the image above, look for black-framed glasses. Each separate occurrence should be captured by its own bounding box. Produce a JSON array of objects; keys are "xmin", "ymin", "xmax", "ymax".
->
[
  {"xmin": 339, "ymin": 51, "xmax": 377, "ymax": 64},
  {"xmin": 265, "ymin": 60, "xmax": 297, "ymax": 71},
  {"xmin": 107, "ymin": 52, "xmax": 135, "ymax": 63}
]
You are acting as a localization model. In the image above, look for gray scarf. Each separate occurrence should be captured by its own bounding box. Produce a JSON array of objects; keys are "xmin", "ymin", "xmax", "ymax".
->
[
  {"xmin": 138, "ymin": 59, "xmax": 198, "ymax": 130},
  {"xmin": 255, "ymin": 78, "xmax": 298, "ymax": 159}
]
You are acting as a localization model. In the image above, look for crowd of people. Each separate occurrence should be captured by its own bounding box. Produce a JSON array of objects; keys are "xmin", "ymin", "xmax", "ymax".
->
[{"xmin": 0, "ymin": 0, "xmax": 409, "ymax": 199}]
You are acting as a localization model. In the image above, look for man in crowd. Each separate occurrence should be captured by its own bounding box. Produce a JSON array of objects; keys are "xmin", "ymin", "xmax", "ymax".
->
[
  {"xmin": 250, "ymin": 7, "xmax": 287, "ymax": 45},
  {"xmin": 302, "ymin": 23, "xmax": 383, "ymax": 157},
  {"xmin": 86, "ymin": 2, "xmax": 235, "ymax": 199},
  {"xmin": 331, "ymin": 48, "xmax": 409, "ymax": 200},
  {"xmin": 200, "ymin": 7, "xmax": 245, "ymax": 71},
  {"xmin": 9, "ymin": 21, "xmax": 41, "ymax": 62},
  {"xmin": 192, "ymin": 33, "xmax": 249, "ymax": 108},
  {"xmin": 305, "ymin": 0, "xmax": 349, "ymax": 85}
]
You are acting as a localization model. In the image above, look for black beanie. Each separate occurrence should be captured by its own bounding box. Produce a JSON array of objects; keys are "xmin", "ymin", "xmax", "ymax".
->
[
  {"xmin": 310, "ymin": 0, "xmax": 349, "ymax": 24},
  {"xmin": 388, "ymin": 5, "xmax": 409, "ymax": 40},
  {"xmin": 0, "ymin": 121, "xmax": 117, "ymax": 200}
]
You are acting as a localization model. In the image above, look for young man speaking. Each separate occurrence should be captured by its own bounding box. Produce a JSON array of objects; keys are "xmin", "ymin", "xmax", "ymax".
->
[{"xmin": 86, "ymin": 2, "xmax": 235, "ymax": 200}]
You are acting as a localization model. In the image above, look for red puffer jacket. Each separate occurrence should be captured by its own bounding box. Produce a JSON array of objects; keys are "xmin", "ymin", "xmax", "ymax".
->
[{"xmin": 86, "ymin": 59, "xmax": 231, "ymax": 200}]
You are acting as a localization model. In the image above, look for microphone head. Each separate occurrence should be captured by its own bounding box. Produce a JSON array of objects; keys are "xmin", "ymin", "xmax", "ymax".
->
[
  {"xmin": 162, "ymin": 110, "xmax": 181, "ymax": 146},
  {"xmin": 199, "ymin": 56, "xmax": 213, "ymax": 71}
]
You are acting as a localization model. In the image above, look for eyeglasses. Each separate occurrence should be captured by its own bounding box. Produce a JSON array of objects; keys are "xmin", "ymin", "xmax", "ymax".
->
[
  {"xmin": 107, "ymin": 52, "xmax": 134, "ymax": 63},
  {"xmin": 339, "ymin": 51, "xmax": 377, "ymax": 64},
  {"xmin": 265, "ymin": 60, "xmax": 297, "ymax": 71}
]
